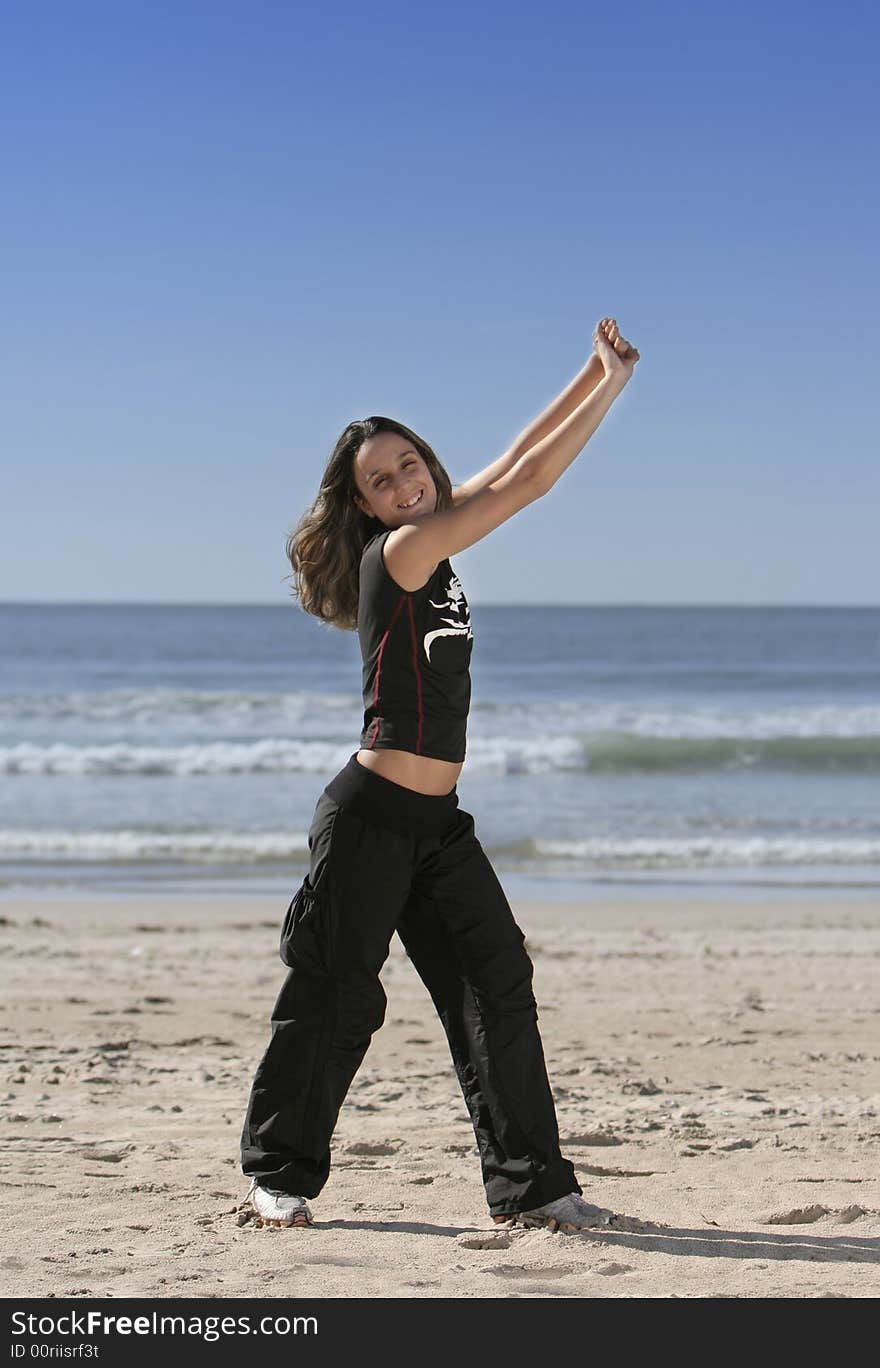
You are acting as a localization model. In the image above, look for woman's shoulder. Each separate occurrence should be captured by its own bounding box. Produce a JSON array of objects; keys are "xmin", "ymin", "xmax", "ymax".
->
[
  {"xmin": 358, "ymin": 530, "xmax": 396, "ymax": 620},
  {"xmin": 361, "ymin": 527, "xmax": 443, "ymax": 596},
  {"xmin": 361, "ymin": 527, "xmax": 390, "ymax": 557},
  {"xmin": 359, "ymin": 527, "xmax": 392, "ymax": 580}
]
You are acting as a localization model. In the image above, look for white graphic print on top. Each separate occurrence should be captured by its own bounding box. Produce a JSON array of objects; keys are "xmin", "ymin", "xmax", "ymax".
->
[{"xmin": 424, "ymin": 570, "xmax": 473, "ymax": 662}]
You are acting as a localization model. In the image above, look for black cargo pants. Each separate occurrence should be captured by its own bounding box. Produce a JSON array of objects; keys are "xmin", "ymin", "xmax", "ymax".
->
[{"xmin": 240, "ymin": 752, "xmax": 580, "ymax": 1217}]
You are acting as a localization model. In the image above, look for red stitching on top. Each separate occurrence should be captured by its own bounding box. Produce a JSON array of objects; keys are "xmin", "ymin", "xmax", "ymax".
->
[
  {"xmin": 405, "ymin": 595, "xmax": 424, "ymax": 754},
  {"xmin": 368, "ymin": 593, "xmax": 408, "ymax": 749}
]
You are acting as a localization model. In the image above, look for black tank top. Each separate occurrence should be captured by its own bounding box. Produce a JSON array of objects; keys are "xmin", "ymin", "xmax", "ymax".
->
[{"xmin": 357, "ymin": 527, "xmax": 473, "ymax": 762}]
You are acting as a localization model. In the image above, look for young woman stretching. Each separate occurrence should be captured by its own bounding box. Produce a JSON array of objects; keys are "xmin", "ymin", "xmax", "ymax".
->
[{"xmin": 241, "ymin": 317, "xmax": 640, "ymax": 1233}]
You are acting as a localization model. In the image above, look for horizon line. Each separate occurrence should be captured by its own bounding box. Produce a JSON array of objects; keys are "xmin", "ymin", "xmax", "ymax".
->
[{"xmin": 2, "ymin": 600, "xmax": 879, "ymax": 611}]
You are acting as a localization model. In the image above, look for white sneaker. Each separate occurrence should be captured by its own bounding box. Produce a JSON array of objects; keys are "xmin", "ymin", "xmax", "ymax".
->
[
  {"xmin": 497, "ymin": 1192, "xmax": 615, "ymax": 1231},
  {"xmin": 245, "ymin": 1178, "xmax": 314, "ymax": 1226}
]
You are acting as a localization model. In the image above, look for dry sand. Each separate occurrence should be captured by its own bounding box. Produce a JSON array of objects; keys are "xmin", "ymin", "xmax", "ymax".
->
[{"xmin": 1, "ymin": 892, "xmax": 878, "ymax": 1299}]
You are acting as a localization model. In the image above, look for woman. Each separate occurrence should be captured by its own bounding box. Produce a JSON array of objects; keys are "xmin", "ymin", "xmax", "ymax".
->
[{"xmin": 241, "ymin": 317, "xmax": 640, "ymax": 1232}]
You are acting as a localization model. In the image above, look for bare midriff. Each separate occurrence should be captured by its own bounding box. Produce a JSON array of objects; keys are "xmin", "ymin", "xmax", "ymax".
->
[{"xmin": 355, "ymin": 747, "xmax": 463, "ymax": 796}]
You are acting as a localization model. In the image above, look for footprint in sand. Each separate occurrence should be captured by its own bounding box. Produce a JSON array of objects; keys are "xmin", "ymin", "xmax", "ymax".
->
[
  {"xmin": 343, "ymin": 1140, "xmax": 400, "ymax": 1156},
  {"xmin": 485, "ymin": 1264, "xmax": 579, "ymax": 1280},
  {"xmin": 837, "ymin": 1205, "xmax": 869, "ymax": 1223},
  {"xmin": 621, "ymin": 1077, "xmax": 661, "ymax": 1095},
  {"xmin": 764, "ymin": 1204, "xmax": 871, "ymax": 1225},
  {"xmin": 560, "ymin": 1130, "xmax": 623, "ymax": 1147},
  {"xmin": 457, "ymin": 1232, "xmax": 515, "ymax": 1250},
  {"xmin": 77, "ymin": 1146, "xmax": 133, "ymax": 1164},
  {"xmin": 763, "ymin": 1205, "xmax": 829, "ymax": 1224}
]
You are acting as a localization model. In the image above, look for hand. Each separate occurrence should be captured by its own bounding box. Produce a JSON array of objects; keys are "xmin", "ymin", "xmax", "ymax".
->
[{"xmin": 593, "ymin": 317, "xmax": 640, "ymax": 383}]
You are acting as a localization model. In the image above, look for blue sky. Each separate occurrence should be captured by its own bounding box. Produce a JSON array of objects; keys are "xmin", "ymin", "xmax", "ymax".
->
[{"xmin": 2, "ymin": 0, "xmax": 877, "ymax": 605}]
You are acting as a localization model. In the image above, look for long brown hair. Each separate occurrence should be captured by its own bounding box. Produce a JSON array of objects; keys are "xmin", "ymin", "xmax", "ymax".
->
[{"xmin": 285, "ymin": 415, "xmax": 454, "ymax": 631}]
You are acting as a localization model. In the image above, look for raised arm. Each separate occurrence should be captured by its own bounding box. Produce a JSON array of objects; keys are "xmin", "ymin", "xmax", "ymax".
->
[
  {"xmin": 451, "ymin": 352, "xmax": 606, "ymax": 504},
  {"xmin": 451, "ymin": 318, "xmax": 636, "ymax": 504},
  {"xmin": 384, "ymin": 320, "xmax": 638, "ymax": 590},
  {"xmin": 516, "ymin": 318, "xmax": 638, "ymax": 493}
]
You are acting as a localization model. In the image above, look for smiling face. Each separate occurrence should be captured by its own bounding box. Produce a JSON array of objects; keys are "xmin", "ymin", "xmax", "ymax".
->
[{"xmin": 352, "ymin": 432, "xmax": 438, "ymax": 527}]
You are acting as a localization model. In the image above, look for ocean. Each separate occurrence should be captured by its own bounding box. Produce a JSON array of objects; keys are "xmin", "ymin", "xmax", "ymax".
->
[{"xmin": 2, "ymin": 602, "xmax": 879, "ymax": 901}]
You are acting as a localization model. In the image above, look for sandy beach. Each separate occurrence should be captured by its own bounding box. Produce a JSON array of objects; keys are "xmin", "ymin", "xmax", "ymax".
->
[{"xmin": 1, "ymin": 891, "xmax": 878, "ymax": 1300}]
